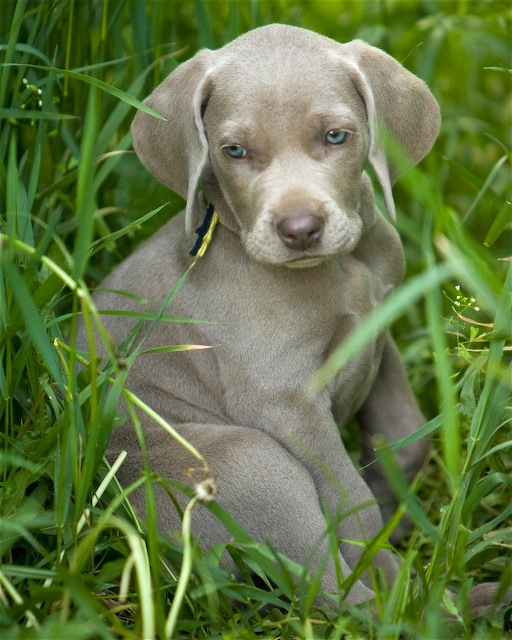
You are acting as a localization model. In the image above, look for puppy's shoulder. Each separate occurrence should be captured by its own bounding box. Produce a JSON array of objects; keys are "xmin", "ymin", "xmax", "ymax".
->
[
  {"xmin": 353, "ymin": 211, "xmax": 405, "ymax": 294},
  {"xmin": 95, "ymin": 211, "xmax": 190, "ymax": 304}
]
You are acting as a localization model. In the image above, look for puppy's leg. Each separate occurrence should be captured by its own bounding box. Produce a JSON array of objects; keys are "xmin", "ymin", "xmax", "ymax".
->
[
  {"xmin": 357, "ymin": 334, "xmax": 429, "ymax": 540},
  {"xmin": 123, "ymin": 423, "xmax": 384, "ymax": 605}
]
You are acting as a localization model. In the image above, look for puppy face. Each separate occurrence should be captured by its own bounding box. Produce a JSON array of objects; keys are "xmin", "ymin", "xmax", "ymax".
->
[
  {"xmin": 131, "ymin": 25, "xmax": 440, "ymax": 259},
  {"xmin": 202, "ymin": 55, "xmax": 372, "ymax": 268}
]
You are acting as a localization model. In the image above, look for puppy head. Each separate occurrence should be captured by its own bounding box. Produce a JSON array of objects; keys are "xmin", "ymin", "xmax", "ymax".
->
[{"xmin": 132, "ymin": 25, "xmax": 440, "ymax": 267}]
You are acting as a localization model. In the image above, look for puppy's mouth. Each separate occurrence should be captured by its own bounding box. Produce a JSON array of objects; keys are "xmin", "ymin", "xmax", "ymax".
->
[{"xmin": 283, "ymin": 254, "xmax": 333, "ymax": 269}]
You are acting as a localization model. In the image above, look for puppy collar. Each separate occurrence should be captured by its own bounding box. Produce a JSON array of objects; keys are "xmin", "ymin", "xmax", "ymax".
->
[{"xmin": 189, "ymin": 203, "xmax": 219, "ymax": 257}]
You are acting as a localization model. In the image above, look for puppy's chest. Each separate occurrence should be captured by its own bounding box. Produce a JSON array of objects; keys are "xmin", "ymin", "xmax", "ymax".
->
[{"xmin": 211, "ymin": 256, "xmax": 383, "ymax": 398}]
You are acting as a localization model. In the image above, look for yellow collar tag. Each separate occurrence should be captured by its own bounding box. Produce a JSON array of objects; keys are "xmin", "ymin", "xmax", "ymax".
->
[{"xmin": 189, "ymin": 205, "xmax": 219, "ymax": 257}]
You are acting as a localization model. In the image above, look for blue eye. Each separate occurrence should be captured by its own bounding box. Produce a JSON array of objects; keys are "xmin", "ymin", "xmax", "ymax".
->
[
  {"xmin": 326, "ymin": 129, "xmax": 349, "ymax": 145},
  {"xmin": 224, "ymin": 144, "xmax": 247, "ymax": 159}
]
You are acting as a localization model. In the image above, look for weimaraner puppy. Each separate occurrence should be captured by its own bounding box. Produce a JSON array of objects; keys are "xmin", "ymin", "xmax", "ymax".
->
[{"xmin": 86, "ymin": 24, "xmax": 502, "ymax": 609}]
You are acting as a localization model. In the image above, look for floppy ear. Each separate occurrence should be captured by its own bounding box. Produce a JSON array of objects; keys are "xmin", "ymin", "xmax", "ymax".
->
[
  {"xmin": 343, "ymin": 40, "xmax": 441, "ymax": 221},
  {"xmin": 131, "ymin": 50, "xmax": 216, "ymax": 234}
]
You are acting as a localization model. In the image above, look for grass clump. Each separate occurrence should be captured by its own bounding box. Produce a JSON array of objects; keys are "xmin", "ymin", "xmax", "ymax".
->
[{"xmin": 1, "ymin": 1, "xmax": 511, "ymax": 638}]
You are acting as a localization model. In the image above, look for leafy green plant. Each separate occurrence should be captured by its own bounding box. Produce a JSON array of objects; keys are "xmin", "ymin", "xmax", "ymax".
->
[{"xmin": 1, "ymin": 1, "xmax": 511, "ymax": 638}]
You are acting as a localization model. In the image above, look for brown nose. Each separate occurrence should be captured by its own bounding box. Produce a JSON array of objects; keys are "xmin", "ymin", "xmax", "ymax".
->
[{"xmin": 277, "ymin": 214, "xmax": 324, "ymax": 250}]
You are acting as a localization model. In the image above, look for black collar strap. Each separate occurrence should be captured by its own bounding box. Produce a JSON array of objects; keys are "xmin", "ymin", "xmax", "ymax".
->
[{"xmin": 189, "ymin": 204, "xmax": 219, "ymax": 257}]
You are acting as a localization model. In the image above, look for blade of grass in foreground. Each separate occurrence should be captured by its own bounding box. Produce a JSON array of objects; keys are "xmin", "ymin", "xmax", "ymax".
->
[
  {"xmin": 1, "ymin": 261, "xmax": 64, "ymax": 391},
  {"xmin": 309, "ymin": 261, "xmax": 454, "ymax": 392},
  {"xmin": 73, "ymin": 87, "xmax": 98, "ymax": 279},
  {"xmin": 1, "ymin": 62, "xmax": 165, "ymax": 119}
]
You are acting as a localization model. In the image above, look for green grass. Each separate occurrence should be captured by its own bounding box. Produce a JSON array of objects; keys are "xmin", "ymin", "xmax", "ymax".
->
[{"xmin": 0, "ymin": 1, "xmax": 511, "ymax": 638}]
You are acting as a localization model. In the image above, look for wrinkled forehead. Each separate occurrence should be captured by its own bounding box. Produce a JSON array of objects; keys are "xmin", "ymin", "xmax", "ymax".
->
[{"xmin": 204, "ymin": 48, "xmax": 365, "ymax": 130}]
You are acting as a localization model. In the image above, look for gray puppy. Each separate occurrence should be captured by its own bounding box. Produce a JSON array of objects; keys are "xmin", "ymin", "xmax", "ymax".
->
[{"xmin": 91, "ymin": 24, "xmax": 442, "ymax": 606}]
